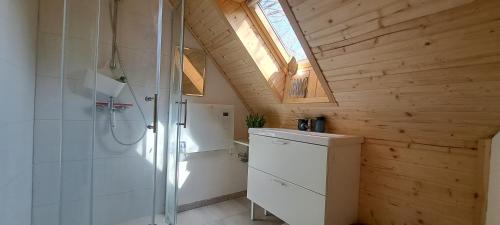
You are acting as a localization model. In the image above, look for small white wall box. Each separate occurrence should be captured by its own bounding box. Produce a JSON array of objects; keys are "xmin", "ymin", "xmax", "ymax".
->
[
  {"xmin": 180, "ymin": 104, "xmax": 234, "ymax": 153},
  {"xmin": 84, "ymin": 69, "xmax": 125, "ymax": 98}
]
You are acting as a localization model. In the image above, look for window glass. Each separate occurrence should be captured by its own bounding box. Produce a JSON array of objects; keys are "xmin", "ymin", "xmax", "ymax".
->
[{"xmin": 258, "ymin": 0, "xmax": 307, "ymax": 61}]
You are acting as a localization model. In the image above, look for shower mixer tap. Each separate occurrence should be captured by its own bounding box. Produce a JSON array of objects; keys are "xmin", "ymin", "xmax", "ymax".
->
[{"xmin": 108, "ymin": 96, "xmax": 115, "ymax": 110}]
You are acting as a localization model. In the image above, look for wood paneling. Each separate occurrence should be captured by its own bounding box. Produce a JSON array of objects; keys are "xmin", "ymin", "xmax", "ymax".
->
[
  {"xmin": 185, "ymin": 0, "xmax": 500, "ymax": 224},
  {"xmin": 219, "ymin": 0, "xmax": 287, "ymax": 101},
  {"xmin": 185, "ymin": 0, "xmax": 280, "ymax": 107},
  {"xmin": 478, "ymin": 139, "xmax": 492, "ymax": 225},
  {"xmin": 359, "ymin": 139, "xmax": 479, "ymax": 225}
]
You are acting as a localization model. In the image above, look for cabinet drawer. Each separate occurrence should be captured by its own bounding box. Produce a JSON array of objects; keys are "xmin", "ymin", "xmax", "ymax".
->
[
  {"xmin": 248, "ymin": 168, "xmax": 325, "ymax": 225},
  {"xmin": 249, "ymin": 134, "xmax": 328, "ymax": 194}
]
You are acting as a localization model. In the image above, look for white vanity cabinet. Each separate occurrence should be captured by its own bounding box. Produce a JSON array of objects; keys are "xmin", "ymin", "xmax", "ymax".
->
[{"xmin": 247, "ymin": 128, "xmax": 363, "ymax": 225}]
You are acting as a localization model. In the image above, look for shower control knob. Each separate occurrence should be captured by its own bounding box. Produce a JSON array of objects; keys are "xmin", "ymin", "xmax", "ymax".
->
[{"xmin": 145, "ymin": 96, "xmax": 155, "ymax": 102}]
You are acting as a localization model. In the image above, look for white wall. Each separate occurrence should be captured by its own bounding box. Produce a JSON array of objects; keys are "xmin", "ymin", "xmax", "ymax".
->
[
  {"xmin": 0, "ymin": 0, "xmax": 38, "ymax": 224},
  {"xmin": 177, "ymin": 30, "xmax": 249, "ymax": 205},
  {"xmin": 487, "ymin": 132, "xmax": 500, "ymax": 225}
]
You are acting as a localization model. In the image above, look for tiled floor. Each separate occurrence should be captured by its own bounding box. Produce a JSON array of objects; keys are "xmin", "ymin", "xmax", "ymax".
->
[
  {"xmin": 177, "ymin": 198, "xmax": 285, "ymax": 225},
  {"xmin": 114, "ymin": 198, "xmax": 284, "ymax": 225},
  {"xmin": 115, "ymin": 215, "xmax": 167, "ymax": 225}
]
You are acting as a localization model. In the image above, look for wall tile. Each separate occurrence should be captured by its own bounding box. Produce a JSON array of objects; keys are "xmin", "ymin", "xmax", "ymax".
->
[
  {"xmin": 63, "ymin": 37, "xmax": 96, "ymax": 80},
  {"xmin": 35, "ymin": 75, "xmax": 62, "ymax": 120},
  {"xmin": 0, "ymin": 170, "xmax": 33, "ymax": 225},
  {"xmin": 34, "ymin": 119, "xmax": 61, "ymax": 163},
  {"xmin": 38, "ymin": 0, "xmax": 64, "ymax": 35},
  {"xmin": 62, "ymin": 77, "xmax": 94, "ymax": 121},
  {"xmin": 32, "ymin": 203, "xmax": 59, "ymax": 225},
  {"xmin": 62, "ymin": 120, "xmax": 93, "ymax": 161},
  {"xmin": 0, "ymin": 121, "xmax": 34, "ymax": 187},
  {"xmin": 36, "ymin": 32, "xmax": 62, "ymax": 77},
  {"xmin": 0, "ymin": 0, "xmax": 38, "ymax": 67},
  {"xmin": 61, "ymin": 198, "xmax": 91, "ymax": 225},
  {"xmin": 93, "ymin": 189, "xmax": 153, "ymax": 225},
  {"xmin": 0, "ymin": 60, "xmax": 36, "ymax": 124},
  {"xmin": 65, "ymin": 0, "xmax": 98, "ymax": 40},
  {"xmin": 93, "ymin": 156, "xmax": 154, "ymax": 196},
  {"xmin": 32, "ymin": 163, "xmax": 60, "ymax": 206},
  {"xmin": 61, "ymin": 160, "xmax": 92, "ymax": 203}
]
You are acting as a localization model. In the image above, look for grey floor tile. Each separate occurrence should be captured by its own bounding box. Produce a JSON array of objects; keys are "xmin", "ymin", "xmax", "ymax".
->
[{"xmin": 177, "ymin": 198, "xmax": 285, "ymax": 225}]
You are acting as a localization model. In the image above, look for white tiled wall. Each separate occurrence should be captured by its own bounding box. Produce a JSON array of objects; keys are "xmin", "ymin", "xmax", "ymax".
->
[{"xmin": 0, "ymin": 0, "xmax": 38, "ymax": 224}]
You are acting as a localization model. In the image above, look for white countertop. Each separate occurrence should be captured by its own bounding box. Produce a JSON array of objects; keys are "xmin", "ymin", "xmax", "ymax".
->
[{"xmin": 248, "ymin": 128, "xmax": 364, "ymax": 146}]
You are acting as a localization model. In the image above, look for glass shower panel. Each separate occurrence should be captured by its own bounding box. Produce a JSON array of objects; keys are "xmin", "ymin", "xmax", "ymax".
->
[
  {"xmin": 59, "ymin": 0, "xmax": 99, "ymax": 224},
  {"xmin": 32, "ymin": 0, "xmax": 100, "ymax": 224},
  {"xmin": 32, "ymin": 0, "xmax": 66, "ymax": 224},
  {"xmin": 165, "ymin": 0, "xmax": 185, "ymax": 224},
  {"xmin": 33, "ymin": 0, "xmax": 178, "ymax": 224},
  {"xmin": 58, "ymin": 0, "xmax": 165, "ymax": 225},
  {"xmin": 91, "ymin": 0, "xmax": 164, "ymax": 224}
]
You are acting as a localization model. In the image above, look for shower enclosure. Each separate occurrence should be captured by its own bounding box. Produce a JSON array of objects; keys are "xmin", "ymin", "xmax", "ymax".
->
[{"xmin": 33, "ymin": 0, "xmax": 185, "ymax": 224}]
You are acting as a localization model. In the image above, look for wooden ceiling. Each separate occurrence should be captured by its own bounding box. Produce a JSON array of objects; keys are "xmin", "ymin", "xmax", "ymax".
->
[
  {"xmin": 185, "ymin": 0, "xmax": 281, "ymax": 107},
  {"xmin": 185, "ymin": 0, "xmax": 500, "ymax": 224}
]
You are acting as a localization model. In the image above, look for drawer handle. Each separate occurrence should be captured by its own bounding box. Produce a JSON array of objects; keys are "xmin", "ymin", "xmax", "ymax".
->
[
  {"xmin": 272, "ymin": 140, "xmax": 289, "ymax": 145},
  {"xmin": 272, "ymin": 179, "xmax": 287, "ymax": 187}
]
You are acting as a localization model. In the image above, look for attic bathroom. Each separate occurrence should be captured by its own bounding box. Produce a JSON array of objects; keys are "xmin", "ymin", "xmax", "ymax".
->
[{"xmin": 1, "ymin": 0, "xmax": 500, "ymax": 225}]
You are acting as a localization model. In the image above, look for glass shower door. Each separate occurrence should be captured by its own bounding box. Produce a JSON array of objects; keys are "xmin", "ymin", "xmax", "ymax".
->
[
  {"xmin": 89, "ymin": 0, "xmax": 169, "ymax": 224},
  {"xmin": 33, "ymin": 0, "xmax": 182, "ymax": 224},
  {"xmin": 165, "ymin": 0, "xmax": 185, "ymax": 224},
  {"xmin": 58, "ymin": 0, "xmax": 168, "ymax": 224}
]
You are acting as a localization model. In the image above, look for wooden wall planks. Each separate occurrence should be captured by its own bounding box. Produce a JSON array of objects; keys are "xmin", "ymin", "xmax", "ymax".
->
[{"xmin": 185, "ymin": 0, "xmax": 500, "ymax": 224}]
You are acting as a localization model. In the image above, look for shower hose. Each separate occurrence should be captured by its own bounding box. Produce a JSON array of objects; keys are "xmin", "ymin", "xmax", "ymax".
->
[{"xmin": 107, "ymin": 0, "xmax": 149, "ymax": 146}]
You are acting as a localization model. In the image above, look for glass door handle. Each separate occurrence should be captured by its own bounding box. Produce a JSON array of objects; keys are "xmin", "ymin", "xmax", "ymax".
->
[
  {"xmin": 177, "ymin": 99, "xmax": 187, "ymax": 128},
  {"xmin": 152, "ymin": 94, "xmax": 158, "ymax": 133},
  {"xmin": 145, "ymin": 94, "xmax": 158, "ymax": 133}
]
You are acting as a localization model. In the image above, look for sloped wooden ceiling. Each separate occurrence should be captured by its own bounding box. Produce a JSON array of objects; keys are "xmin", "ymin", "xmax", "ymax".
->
[
  {"xmin": 185, "ymin": 0, "xmax": 500, "ymax": 225},
  {"xmin": 185, "ymin": 0, "xmax": 282, "ymax": 108}
]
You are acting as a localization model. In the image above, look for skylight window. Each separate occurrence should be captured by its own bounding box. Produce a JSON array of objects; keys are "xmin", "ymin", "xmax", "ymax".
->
[{"xmin": 256, "ymin": 0, "xmax": 308, "ymax": 62}]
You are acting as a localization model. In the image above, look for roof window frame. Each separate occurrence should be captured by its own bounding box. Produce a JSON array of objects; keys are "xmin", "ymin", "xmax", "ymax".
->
[{"xmin": 243, "ymin": 0, "xmax": 337, "ymax": 104}]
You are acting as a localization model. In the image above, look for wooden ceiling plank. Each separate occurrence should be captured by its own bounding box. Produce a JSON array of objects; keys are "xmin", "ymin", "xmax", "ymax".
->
[{"xmin": 278, "ymin": 0, "xmax": 338, "ymax": 104}]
